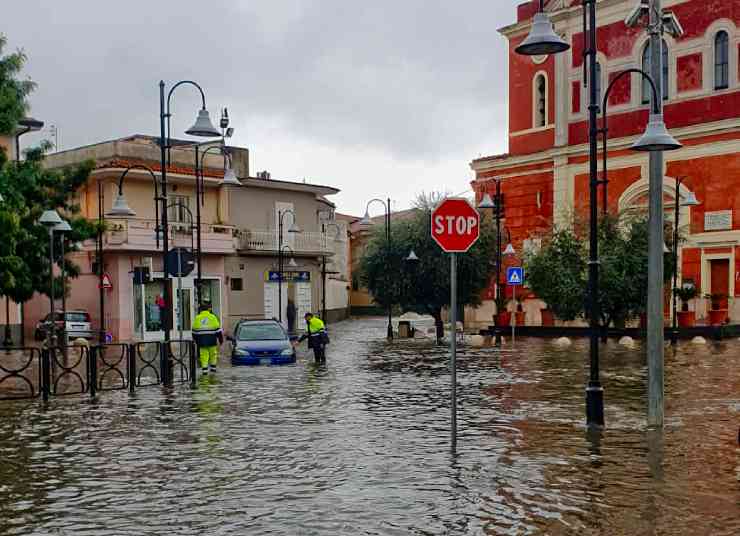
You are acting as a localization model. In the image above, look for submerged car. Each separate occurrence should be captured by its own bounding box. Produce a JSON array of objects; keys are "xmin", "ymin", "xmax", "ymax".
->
[{"xmin": 230, "ymin": 319, "xmax": 296, "ymax": 366}]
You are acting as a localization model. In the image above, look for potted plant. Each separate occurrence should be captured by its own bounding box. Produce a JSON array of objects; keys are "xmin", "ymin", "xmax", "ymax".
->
[
  {"xmin": 675, "ymin": 286, "xmax": 698, "ymax": 327},
  {"xmin": 494, "ymin": 295, "xmax": 510, "ymax": 327},
  {"xmin": 540, "ymin": 303, "xmax": 554, "ymax": 327},
  {"xmin": 705, "ymin": 293, "xmax": 729, "ymax": 326},
  {"xmin": 514, "ymin": 294, "xmax": 526, "ymax": 326}
]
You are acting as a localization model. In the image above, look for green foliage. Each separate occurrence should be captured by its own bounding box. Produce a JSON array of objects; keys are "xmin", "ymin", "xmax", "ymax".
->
[
  {"xmin": 0, "ymin": 34, "xmax": 35, "ymax": 136},
  {"xmin": 0, "ymin": 145, "xmax": 96, "ymax": 303},
  {"xmin": 359, "ymin": 196, "xmax": 498, "ymax": 337},
  {"xmin": 524, "ymin": 213, "xmax": 677, "ymax": 327},
  {"xmin": 675, "ymin": 285, "xmax": 698, "ymax": 309},
  {"xmin": 524, "ymin": 226, "xmax": 586, "ymax": 321}
]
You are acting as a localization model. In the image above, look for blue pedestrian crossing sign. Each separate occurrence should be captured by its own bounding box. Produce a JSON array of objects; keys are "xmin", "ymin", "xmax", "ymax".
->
[{"xmin": 507, "ymin": 267, "xmax": 524, "ymax": 286}]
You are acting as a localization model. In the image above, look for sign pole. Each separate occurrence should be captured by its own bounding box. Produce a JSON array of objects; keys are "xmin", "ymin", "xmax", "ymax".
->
[
  {"xmin": 450, "ymin": 252, "xmax": 457, "ymax": 453},
  {"xmin": 512, "ymin": 285, "xmax": 516, "ymax": 345}
]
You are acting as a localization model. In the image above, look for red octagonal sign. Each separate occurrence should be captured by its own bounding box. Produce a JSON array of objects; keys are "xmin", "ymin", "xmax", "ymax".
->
[{"xmin": 431, "ymin": 198, "xmax": 480, "ymax": 253}]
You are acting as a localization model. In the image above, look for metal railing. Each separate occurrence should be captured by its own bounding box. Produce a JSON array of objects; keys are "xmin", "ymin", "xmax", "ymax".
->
[
  {"xmin": 238, "ymin": 230, "xmax": 332, "ymax": 254},
  {"xmin": 0, "ymin": 340, "xmax": 197, "ymax": 403}
]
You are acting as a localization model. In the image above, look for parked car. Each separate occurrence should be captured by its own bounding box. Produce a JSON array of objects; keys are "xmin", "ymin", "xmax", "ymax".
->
[
  {"xmin": 229, "ymin": 319, "xmax": 296, "ymax": 366},
  {"xmin": 34, "ymin": 311, "xmax": 94, "ymax": 341}
]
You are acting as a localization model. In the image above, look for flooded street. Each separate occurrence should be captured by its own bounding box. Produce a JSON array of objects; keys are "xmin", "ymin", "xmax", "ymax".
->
[{"xmin": 1, "ymin": 317, "xmax": 738, "ymax": 535}]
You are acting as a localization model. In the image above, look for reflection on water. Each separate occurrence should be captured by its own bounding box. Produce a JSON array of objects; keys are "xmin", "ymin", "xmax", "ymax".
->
[{"xmin": 0, "ymin": 318, "xmax": 738, "ymax": 535}]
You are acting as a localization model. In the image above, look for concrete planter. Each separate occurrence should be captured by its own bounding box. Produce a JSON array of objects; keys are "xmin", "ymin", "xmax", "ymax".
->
[
  {"xmin": 708, "ymin": 309, "xmax": 728, "ymax": 326},
  {"xmin": 677, "ymin": 310, "xmax": 696, "ymax": 328},
  {"xmin": 496, "ymin": 312, "xmax": 511, "ymax": 327}
]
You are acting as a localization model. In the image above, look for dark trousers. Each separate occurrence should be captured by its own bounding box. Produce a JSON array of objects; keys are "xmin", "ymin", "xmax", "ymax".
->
[{"xmin": 309, "ymin": 335, "xmax": 326, "ymax": 363}]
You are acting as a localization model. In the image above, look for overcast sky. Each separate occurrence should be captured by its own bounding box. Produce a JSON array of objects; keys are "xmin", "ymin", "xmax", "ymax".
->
[{"xmin": 4, "ymin": 0, "xmax": 519, "ymax": 216}]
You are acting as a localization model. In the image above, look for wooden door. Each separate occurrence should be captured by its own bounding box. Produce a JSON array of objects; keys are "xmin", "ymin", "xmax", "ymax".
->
[{"xmin": 710, "ymin": 259, "xmax": 730, "ymax": 309}]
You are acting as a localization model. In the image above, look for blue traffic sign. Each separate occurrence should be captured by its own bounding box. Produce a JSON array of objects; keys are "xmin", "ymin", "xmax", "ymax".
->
[{"xmin": 507, "ymin": 267, "xmax": 524, "ymax": 286}]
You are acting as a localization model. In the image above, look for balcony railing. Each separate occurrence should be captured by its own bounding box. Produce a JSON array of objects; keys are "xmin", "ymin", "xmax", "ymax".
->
[
  {"xmin": 102, "ymin": 219, "xmax": 237, "ymax": 254},
  {"xmin": 238, "ymin": 230, "xmax": 332, "ymax": 255}
]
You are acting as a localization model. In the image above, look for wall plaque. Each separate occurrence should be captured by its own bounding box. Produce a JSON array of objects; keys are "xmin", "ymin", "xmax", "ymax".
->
[{"xmin": 704, "ymin": 210, "xmax": 732, "ymax": 231}]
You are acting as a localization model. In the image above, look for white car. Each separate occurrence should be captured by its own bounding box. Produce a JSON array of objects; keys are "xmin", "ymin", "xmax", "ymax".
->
[{"xmin": 35, "ymin": 311, "xmax": 94, "ymax": 341}]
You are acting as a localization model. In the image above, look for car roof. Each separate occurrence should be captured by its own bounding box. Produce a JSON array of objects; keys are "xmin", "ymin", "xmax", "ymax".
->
[{"xmin": 236, "ymin": 319, "xmax": 283, "ymax": 327}]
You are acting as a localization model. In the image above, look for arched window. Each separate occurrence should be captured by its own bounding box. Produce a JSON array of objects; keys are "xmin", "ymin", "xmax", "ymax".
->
[
  {"xmin": 715, "ymin": 31, "xmax": 729, "ymax": 90},
  {"xmin": 534, "ymin": 74, "xmax": 547, "ymax": 128},
  {"xmin": 642, "ymin": 40, "xmax": 669, "ymax": 104}
]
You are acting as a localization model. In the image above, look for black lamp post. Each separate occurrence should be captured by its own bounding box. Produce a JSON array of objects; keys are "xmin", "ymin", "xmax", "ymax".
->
[
  {"xmin": 277, "ymin": 209, "xmax": 301, "ymax": 325},
  {"xmin": 106, "ymin": 165, "xmax": 162, "ymax": 345},
  {"xmin": 669, "ymin": 177, "xmax": 700, "ymax": 345},
  {"xmin": 321, "ymin": 221, "xmax": 342, "ymax": 323},
  {"xmin": 478, "ymin": 179, "xmax": 505, "ymax": 346},
  {"xmin": 3, "ymin": 118, "xmax": 44, "ymax": 348},
  {"xmin": 194, "ymin": 143, "xmax": 240, "ymax": 309},
  {"xmin": 159, "ymin": 80, "xmax": 220, "ymax": 383},
  {"xmin": 278, "ymin": 244, "xmax": 298, "ymax": 327},
  {"xmin": 361, "ymin": 198, "xmax": 393, "ymax": 340},
  {"xmin": 516, "ymin": 0, "xmax": 681, "ymax": 427}
]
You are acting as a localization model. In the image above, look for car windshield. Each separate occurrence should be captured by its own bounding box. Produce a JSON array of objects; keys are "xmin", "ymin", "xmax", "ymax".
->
[{"xmin": 236, "ymin": 323, "xmax": 286, "ymax": 341}]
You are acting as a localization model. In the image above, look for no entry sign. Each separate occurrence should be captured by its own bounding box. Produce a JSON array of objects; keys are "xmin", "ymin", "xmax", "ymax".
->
[{"xmin": 431, "ymin": 198, "xmax": 481, "ymax": 253}]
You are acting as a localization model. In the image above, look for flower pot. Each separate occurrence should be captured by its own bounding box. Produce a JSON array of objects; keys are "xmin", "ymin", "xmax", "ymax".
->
[
  {"xmin": 676, "ymin": 310, "xmax": 695, "ymax": 328},
  {"xmin": 496, "ymin": 312, "xmax": 511, "ymax": 327},
  {"xmin": 514, "ymin": 311, "xmax": 526, "ymax": 326},
  {"xmin": 708, "ymin": 309, "xmax": 728, "ymax": 326},
  {"xmin": 540, "ymin": 309, "xmax": 554, "ymax": 327}
]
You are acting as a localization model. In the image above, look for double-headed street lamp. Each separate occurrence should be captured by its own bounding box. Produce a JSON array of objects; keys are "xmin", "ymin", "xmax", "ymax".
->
[
  {"xmin": 277, "ymin": 209, "xmax": 301, "ymax": 325},
  {"xmin": 159, "ymin": 80, "xmax": 221, "ymax": 360},
  {"xmin": 361, "ymin": 198, "xmax": 393, "ymax": 340},
  {"xmin": 669, "ymin": 177, "xmax": 700, "ymax": 345},
  {"xmin": 516, "ymin": 0, "xmax": 681, "ymax": 427}
]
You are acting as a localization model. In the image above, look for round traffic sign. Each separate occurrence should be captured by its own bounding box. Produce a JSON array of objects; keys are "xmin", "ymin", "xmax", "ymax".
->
[{"xmin": 431, "ymin": 198, "xmax": 481, "ymax": 253}]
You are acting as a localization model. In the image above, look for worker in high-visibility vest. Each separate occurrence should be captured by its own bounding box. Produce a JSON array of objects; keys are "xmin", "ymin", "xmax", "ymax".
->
[
  {"xmin": 298, "ymin": 312, "xmax": 328, "ymax": 364},
  {"xmin": 192, "ymin": 302, "xmax": 223, "ymax": 375}
]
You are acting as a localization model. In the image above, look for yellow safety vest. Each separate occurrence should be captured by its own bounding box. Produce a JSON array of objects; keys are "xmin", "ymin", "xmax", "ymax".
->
[
  {"xmin": 307, "ymin": 316, "xmax": 325, "ymax": 334},
  {"xmin": 192, "ymin": 311, "xmax": 221, "ymax": 346}
]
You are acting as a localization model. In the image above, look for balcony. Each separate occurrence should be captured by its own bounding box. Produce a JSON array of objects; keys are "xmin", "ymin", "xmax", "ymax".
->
[
  {"xmin": 238, "ymin": 230, "xmax": 332, "ymax": 256},
  {"xmin": 103, "ymin": 218, "xmax": 237, "ymax": 254}
]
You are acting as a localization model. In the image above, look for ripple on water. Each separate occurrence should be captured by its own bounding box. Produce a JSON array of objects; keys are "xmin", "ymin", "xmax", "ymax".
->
[{"xmin": 0, "ymin": 317, "xmax": 739, "ymax": 535}]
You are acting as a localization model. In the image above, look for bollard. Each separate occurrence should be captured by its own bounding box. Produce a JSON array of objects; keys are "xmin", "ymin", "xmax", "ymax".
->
[
  {"xmin": 89, "ymin": 346, "xmax": 98, "ymax": 398},
  {"xmin": 41, "ymin": 348, "xmax": 51, "ymax": 402},
  {"xmin": 189, "ymin": 341, "xmax": 197, "ymax": 389},
  {"xmin": 159, "ymin": 342, "xmax": 168, "ymax": 386},
  {"xmin": 128, "ymin": 344, "xmax": 136, "ymax": 394}
]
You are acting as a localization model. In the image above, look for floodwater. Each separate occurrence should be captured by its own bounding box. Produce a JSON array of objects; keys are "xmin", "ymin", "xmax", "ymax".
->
[{"xmin": 0, "ymin": 318, "xmax": 738, "ymax": 535}]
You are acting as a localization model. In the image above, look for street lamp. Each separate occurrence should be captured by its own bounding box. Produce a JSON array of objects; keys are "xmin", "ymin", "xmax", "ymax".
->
[
  {"xmin": 321, "ymin": 221, "xmax": 342, "ymax": 323},
  {"xmin": 670, "ymin": 177, "xmax": 700, "ymax": 345},
  {"xmin": 516, "ymin": 0, "xmax": 682, "ymax": 428},
  {"xmin": 3, "ymin": 117, "xmax": 44, "ymax": 347},
  {"xmin": 106, "ymin": 165, "xmax": 161, "ymax": 345},
  {"xmin": 194, "ymin": 142, "xmax": 240, "ymax": 309},
  {"xmin": 477, "ymin": 180, "xmax": 505, "ymax": 346},
  {"xmin": 160, "ymin": 80, "xmax": 220, "ymax": 385},
  {"xmin": 599, "ymin": 69, "xmax": 681, "ymax": 213},
  {"xmin": 39, "ymin": 209, "xmax": 62, "ymax": 347},
  {"xmin": 54, "ymin": 220, "xmax": 72, "ymax": 347},
  {"xmin": 362, "ymin": 198, "xmax": 393, "ymax": 340},
  {"xmin": 277, "ymin": 209, "xmax": 301, "ymax": 325}
]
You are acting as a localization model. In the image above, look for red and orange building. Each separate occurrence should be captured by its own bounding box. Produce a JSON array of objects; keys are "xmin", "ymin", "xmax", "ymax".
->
[{"xmin": 470, "ymin": 0, "xmax": 740, "ymax": 326}]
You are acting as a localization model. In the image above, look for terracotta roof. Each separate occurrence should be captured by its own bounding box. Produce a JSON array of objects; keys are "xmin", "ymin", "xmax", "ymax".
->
[{"xmin": 96, "ymin": 157, "xmax": 225, "ymax": 179}]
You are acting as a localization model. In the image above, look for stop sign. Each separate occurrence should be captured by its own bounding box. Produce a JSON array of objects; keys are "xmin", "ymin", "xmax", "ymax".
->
[{"xmin": 431, "ymin": 198, "xmax": 481, "ymax": 252}]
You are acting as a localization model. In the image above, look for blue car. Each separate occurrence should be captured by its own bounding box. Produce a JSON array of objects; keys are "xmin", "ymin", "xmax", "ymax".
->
[{"xmin": 229, "ymin": 319, "xmax": 297, "ymax": 366}]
